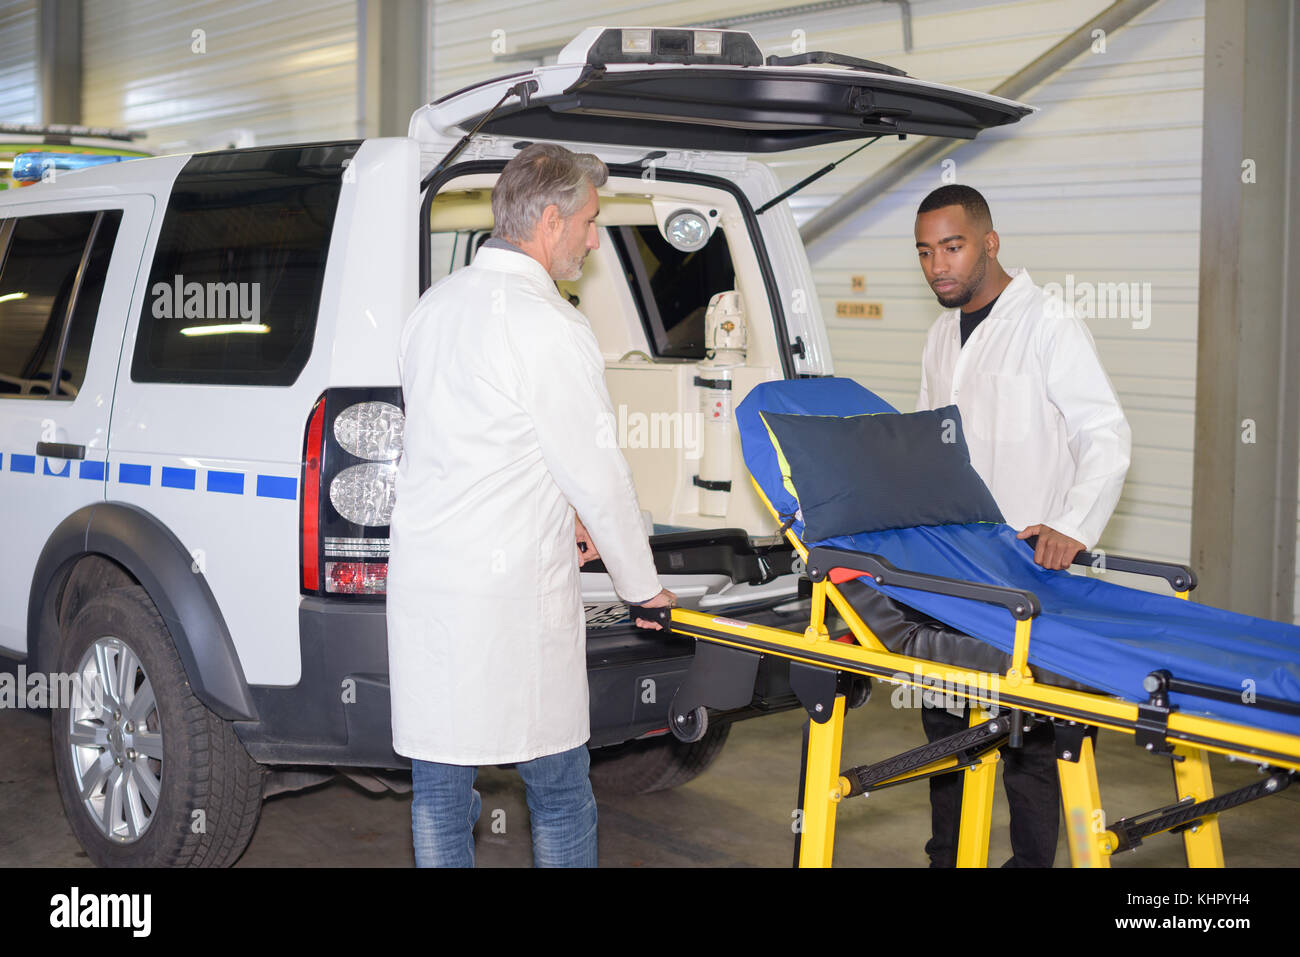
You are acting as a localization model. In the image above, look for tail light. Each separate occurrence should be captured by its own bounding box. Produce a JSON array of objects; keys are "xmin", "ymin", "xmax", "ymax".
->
[
  {"xmin": 301, "ymin": 396, "xmax": 326, "ymax": 590},
  {"xmin": 300, "ymin": 388, "xmax": 405, "ymax": 598}
]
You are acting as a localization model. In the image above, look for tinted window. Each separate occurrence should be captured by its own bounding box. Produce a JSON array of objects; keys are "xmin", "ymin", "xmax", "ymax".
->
[
  {"xmin": 609, "ymin": 225, "xmax": 735, "ymax": 359},
  {"xmin": 131, "ymin": 143, "xmax": 358, "ymax": 386},
  {"xmin": 0, "ymin": 210, "xmax": 122, "ymax": 398}
]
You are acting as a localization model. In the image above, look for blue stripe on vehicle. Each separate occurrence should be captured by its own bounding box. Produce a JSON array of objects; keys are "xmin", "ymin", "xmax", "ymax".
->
[
  {"xmin": 3, "ymin": 451, "xmax": 300, "ymax": 503},
  {"xmin": 256, "ymin": 474, "xmax": 297, "ymax": 500},
  {"xmin": 206, "ymin": 470, "xmax": 244, "ymax": 495},
  {"xmin": 161, "ymin": 466, "xmax": 196, "ymax": 490}
]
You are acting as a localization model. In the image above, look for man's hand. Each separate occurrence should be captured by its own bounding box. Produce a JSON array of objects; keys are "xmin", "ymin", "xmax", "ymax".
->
[
  {"xmin": 575, "ymin": 516, "xmax": 599, "ymax": 567},
  {"xmin": 633, "ymin": 588, "xmax": 677, "ymax": 631},
  {"xmin": 1017, "ymin": 524, "xmax": 1085, "ymax": 570}
]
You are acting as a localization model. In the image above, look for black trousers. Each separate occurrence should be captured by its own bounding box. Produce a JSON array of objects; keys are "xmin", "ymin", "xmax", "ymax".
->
[{"xmin": 920, "ymin": 702, "xmax": 1067, "ymax": 868}]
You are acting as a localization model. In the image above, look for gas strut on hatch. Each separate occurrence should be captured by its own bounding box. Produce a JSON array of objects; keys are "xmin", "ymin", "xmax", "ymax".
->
[
  {"xmin": 755, "ymin": 134, "xmax": 888, "ymax": 215},
  {"xmin": 420, "ymin": 79, "xmax": 540, "ymax": 190}
]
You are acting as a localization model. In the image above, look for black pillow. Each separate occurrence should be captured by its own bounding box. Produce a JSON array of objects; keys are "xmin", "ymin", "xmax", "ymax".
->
[{"xmin": 760, "ymin": 405, "xmax": 1003, "ymax": 541}]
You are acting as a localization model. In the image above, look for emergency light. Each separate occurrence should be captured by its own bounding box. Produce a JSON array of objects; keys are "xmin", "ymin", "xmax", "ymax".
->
[
  {"xmin": 563, "ymin": 27, "xmax": 764, "ymax": 68},
  {"xmin": 11, "ymin": 151, "xmax": 134, "ymax": 183}
]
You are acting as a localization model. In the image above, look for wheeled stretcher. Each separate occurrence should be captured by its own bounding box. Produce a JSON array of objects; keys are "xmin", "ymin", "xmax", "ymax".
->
[{"xmin": 646, "ymin": 377, "xmax": 1300, "ymax": 867}]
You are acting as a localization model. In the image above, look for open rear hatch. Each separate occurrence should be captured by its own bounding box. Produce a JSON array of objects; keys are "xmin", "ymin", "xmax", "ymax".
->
[
  {"xmin": 410, "ymin": 26, "xmax": 1033, "ymax": 153},
  {"xmin": 409, "ymin": 26, "xmax": 1034, "ymax": 635}
]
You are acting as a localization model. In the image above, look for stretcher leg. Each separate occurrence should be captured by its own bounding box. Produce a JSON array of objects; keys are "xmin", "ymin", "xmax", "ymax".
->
[
  {"xmin": 1057, "ymin": 733, "xmax": 1111, "ymax": 867},
  {"xmin": 1170, "ymin": 744, "xmax": 1226, "ymax": 867},
  {"xmin": 954, "ymin": 707, "xmax": 998, "ymax": 867},
  {"xmin": 797, "ymin": 693, "xmax": 847, "ymax": 868}
]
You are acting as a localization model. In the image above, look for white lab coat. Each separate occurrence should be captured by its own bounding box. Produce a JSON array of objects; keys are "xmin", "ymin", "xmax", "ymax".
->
[
  {"xmin": 916, "ymin": 269, "xmax": 1131, "ymax": 549},
  {"xmin": 386, "ymin": 245, "xmax": 662, "ymax": 766}
]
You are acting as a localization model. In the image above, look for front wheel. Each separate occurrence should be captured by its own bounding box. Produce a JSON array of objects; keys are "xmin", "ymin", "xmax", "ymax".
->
[{"xmin": 50, "ymin": 586, "xmax": 265, "ymax": 867}]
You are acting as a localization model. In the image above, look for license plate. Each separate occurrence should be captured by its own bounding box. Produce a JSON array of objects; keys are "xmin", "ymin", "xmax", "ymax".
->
[{"xmin": 584, "ymin": 602, "xmax": 631, "ymax": 628}]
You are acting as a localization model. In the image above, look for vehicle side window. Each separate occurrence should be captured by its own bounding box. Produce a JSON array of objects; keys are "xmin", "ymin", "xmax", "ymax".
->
[
  {"xmin": 131, "ymin": 143, "xmax": 358, "ymax": 386},
  {"xmin": 607, "ymin": 224, "xmax": 735, "ymax": 360},
  {"xmin": 0, "ymin": 210, "xmax": 123, "ymax": 399}
]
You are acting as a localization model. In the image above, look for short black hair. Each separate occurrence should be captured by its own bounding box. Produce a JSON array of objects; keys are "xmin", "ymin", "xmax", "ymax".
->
[{"xmin": 917, "ymin": 184, "xmax": 993, "ymax": 233}]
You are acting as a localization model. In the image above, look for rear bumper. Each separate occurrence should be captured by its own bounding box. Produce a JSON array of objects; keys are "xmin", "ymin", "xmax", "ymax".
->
[{"xmin": 234, "ymin": 597, "xmax": 802, "ymax": 767}]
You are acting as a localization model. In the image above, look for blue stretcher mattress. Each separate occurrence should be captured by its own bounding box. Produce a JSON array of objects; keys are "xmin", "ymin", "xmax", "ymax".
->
[{"xmin": 737, "ymin": 377, "xmax": 1300, "ymax": 737}]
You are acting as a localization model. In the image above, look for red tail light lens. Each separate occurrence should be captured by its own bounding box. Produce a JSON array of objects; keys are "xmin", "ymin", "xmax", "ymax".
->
[
  {"xmin": 325, "ymin": 561, "xmax": 389, "ymax": 595},
  {"xmin": 301, "ymin": 395, "xmax": 327, "ymax": 591}
]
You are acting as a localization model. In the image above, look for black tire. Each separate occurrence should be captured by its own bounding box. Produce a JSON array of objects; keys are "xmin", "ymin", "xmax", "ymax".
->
[
  {"xmin": 589, "ymin": 723, "xmax": 731, "ymax": 795},
  {"xmin": 50, "ymin": 585, "xmax": 265, "ymax": 867},
  {"xmin": 847, "ymin": 676, "xmax": 872, "ymax": 710}
]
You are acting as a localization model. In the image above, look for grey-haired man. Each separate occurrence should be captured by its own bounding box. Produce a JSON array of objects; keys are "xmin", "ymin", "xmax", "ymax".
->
[{"xmin": 387, "ymin": 143, "xmax": 674, "ymax": 867}]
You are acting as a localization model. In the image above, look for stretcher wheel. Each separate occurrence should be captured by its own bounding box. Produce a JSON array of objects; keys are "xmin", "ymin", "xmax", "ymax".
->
[
  {"xmin": 847, "ymin": 676, "xmax": 872, "ymax": 710},
  {"xmin": 670, "ymin": 706, "xmax": 709, "ymax": 743}
]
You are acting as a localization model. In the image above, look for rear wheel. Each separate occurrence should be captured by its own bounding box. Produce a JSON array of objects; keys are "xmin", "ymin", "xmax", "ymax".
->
[
  {"xmin": 50, "ymin": 585, "xmax": 265, "ymax": 867},
  {"xmin": 589, "ymin": 723, "xmax": 731, "ymax": 795}
]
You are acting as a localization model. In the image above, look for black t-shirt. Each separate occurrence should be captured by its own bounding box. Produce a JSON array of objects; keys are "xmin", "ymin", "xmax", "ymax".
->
[{"xmin": 959, "ymin": 293, "xmax": 1001, "ymax": 347}]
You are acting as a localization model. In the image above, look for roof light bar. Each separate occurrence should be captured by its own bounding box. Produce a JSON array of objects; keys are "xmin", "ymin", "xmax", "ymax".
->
[
  {"xmin": 11, "ymin": 151, "xmax": 135, "ymax": 183},
  {"xmin": 587, "ymin": 27, "xmax": 763, "ymax": 67}
]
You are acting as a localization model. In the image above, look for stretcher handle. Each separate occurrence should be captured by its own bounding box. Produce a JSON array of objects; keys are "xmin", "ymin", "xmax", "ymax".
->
[
  {"xmin": 625, "ymin": 603, "xmax": 673, "ymax": 629},
  {"xmin": 1023, "ymin": 536, "xmax": 1197, "ymax": 593},
  {"xmin": 805, "ymin": 546, "xmax": 1041, "ymax": 621}
]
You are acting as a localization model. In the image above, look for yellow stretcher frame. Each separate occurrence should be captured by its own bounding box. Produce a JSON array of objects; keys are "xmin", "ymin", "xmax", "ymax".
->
[{"xmin": 665, "ymin": 478, "xmax": 1300, "ymax": 868}]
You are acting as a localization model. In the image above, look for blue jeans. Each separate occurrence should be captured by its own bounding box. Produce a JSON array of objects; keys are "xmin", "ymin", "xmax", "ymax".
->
[{"xmin": 410, "ymin": 744, "xmax": 598, "ymax": 867}]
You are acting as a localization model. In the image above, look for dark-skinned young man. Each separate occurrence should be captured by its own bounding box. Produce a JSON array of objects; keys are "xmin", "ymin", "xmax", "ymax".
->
[{"xmin": 910, "ymin": 184, "xmax": 1131, "ymax": 866}]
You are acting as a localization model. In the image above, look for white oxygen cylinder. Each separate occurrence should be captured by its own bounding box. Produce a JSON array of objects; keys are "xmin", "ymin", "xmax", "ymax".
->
[{"xmin": 696, "ymin": 291, "xmax": 747, "ymax": 517}]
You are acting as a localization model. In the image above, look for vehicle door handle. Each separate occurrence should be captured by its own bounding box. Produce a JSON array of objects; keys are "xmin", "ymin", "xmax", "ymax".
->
[{"xmin": 37, "ymin": 441, "xmax": 86, "ymax": 460}]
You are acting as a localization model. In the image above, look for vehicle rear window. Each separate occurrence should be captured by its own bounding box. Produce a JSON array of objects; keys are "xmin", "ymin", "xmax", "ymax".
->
[
  {"xmin": 0, "ymin": 209, "xmax": 123, "ymax": 398},
  {"xmin": 131, "ymin": 142, "xmax": 358, "ymax": 386},
  {"xmin": 608, "ymin": 224, "xmax": 735, "ymax": 360}
]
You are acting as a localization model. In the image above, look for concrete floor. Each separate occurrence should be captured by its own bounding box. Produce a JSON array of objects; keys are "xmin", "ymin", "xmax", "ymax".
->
[{"xmin": 2, "ymin": 684, "xmax": 1296, "ymax": 868}]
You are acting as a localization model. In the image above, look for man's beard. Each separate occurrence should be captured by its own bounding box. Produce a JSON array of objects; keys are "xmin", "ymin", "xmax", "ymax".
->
[
  {"xmin": 934, "ymin": 250, "xmax": 988, "ymax": 309},
  {"xmin": 553, "ymin": 249, "xmax": 586, "ymax": 282}
]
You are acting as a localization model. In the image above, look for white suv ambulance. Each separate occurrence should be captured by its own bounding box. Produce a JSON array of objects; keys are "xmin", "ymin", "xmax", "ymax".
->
[{"xmin": 0, "ymin": 26, "xmax": 1030, "ymax": 866}]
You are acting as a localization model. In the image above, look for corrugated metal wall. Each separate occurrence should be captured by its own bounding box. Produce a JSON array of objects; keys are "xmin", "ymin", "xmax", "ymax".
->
[
  {"xmin": 0, "ymin": 0, "xmax": 38, "ymax": 122},
  {"xmin": 433, "ymin": 0, "xmax": 1205, "ymax": 571},
  {"xmin": 81, "ymin": 0, "xmax": 359, "ymax": 151},
  {"xmin": 0, "ymin": 0, "xmax": 1288, "ymax": 612}
]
